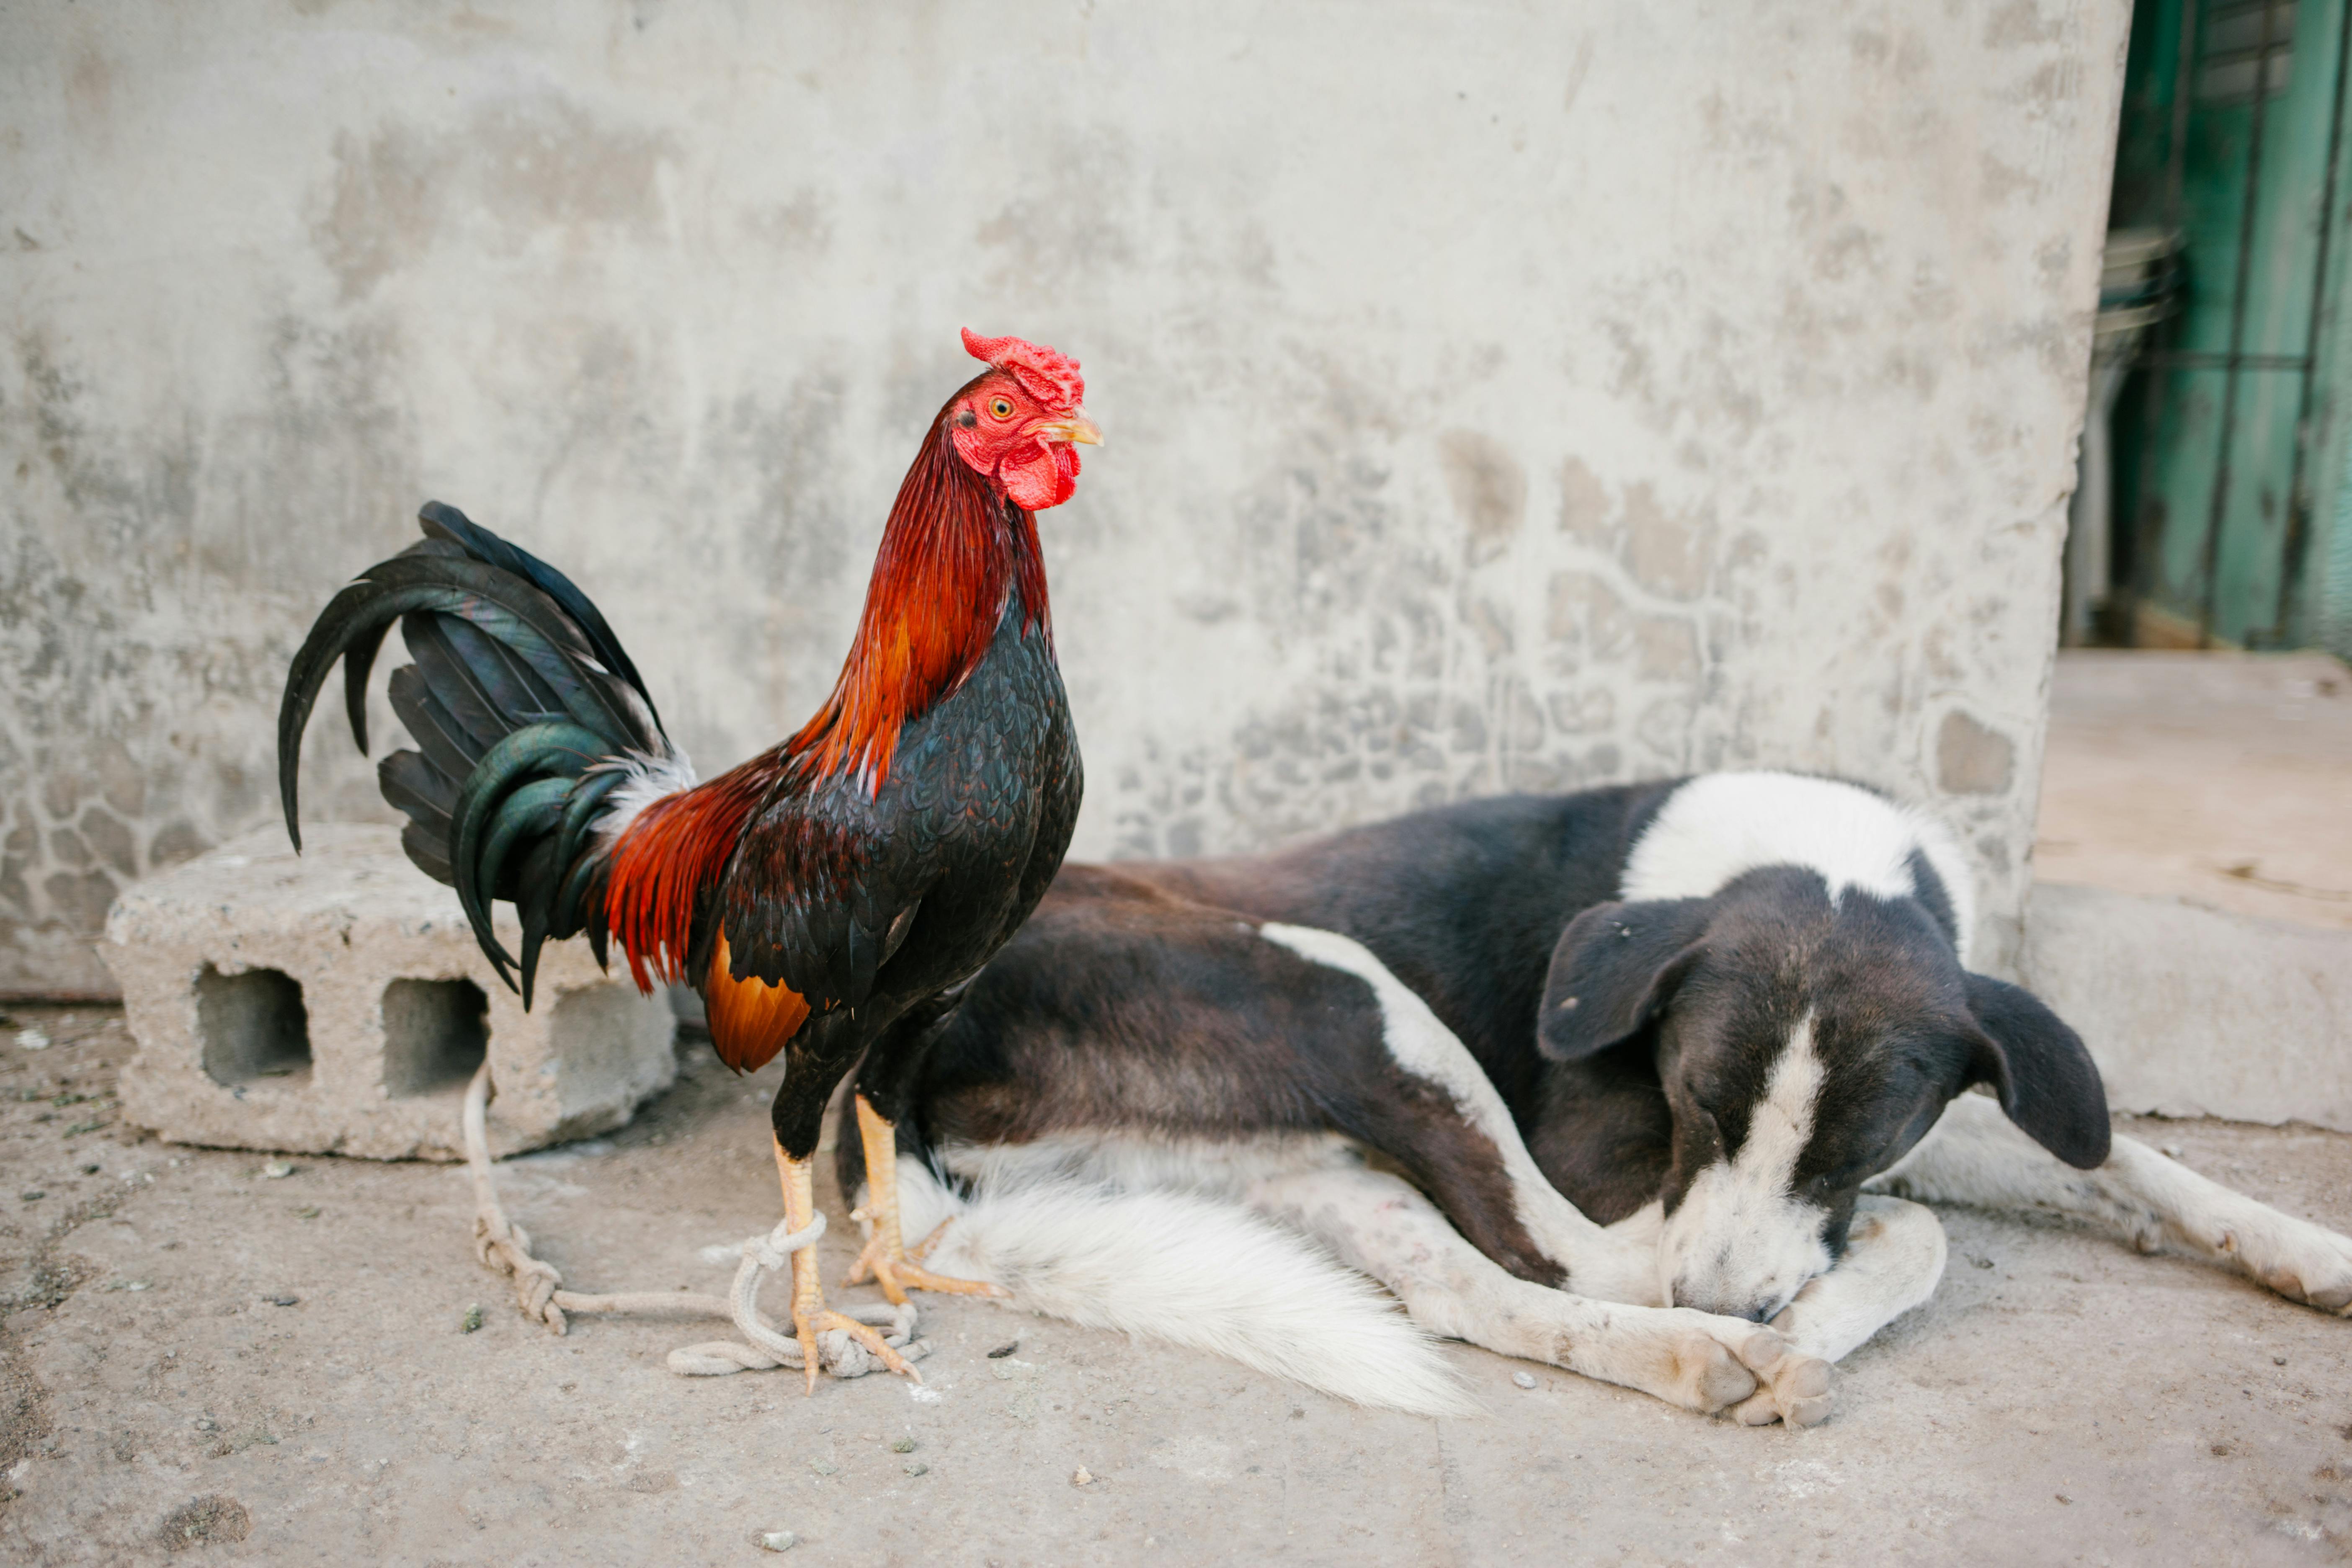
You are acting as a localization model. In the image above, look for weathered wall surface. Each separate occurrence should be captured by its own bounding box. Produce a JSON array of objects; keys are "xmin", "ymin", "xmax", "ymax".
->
[{"xmin": 0, "ymin": 0, "xmax": 2127, "ymax": 995}]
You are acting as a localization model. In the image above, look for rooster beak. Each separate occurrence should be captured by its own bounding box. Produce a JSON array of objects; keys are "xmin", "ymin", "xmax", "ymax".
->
[{"xmin": 1043, "ymin": 414, "xmax": 1103, "ymax": 447}]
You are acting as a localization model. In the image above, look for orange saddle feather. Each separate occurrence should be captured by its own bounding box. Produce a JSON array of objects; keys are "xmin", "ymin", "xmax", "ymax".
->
[{"xmin": 703, "ymin": 931, "xmax": 810, "ymax": 1073}]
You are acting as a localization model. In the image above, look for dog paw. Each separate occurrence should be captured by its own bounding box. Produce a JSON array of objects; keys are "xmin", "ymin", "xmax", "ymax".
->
[
  {"xmin": 1589, "ymin": 1309, "xmax": 1751, "ymax": 1413},
  {"xmin": 2234, "ymin": 1212, "xmax": 2352, "ymax": 1316},
  {"xmin": 1729, "ymin": 1346, "xmax": 1834, "ymax": 1427},
  {"xmin": 1646, "ymin": 1313, "xmax": 1831, "ymax": 1422}
]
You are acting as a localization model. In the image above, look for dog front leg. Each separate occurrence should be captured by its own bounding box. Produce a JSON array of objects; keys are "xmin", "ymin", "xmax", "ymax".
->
[
  {"xmin": 1247, "ymin": 1165, "xmax": 1834, "ymax": 1425},
  {"xmin": 1763, "ymin": 1195, "xmax": 1947, "ymax": 1364},
  {"xmin": 1875, "ymin": 1093, "xmax": 2352, "ymax": 1315}
]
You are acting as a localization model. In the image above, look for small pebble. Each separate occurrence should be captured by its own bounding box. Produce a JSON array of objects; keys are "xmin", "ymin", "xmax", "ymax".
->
[
  {"xmin": 809, "ymin": 1459, "xmax": 838, "ymax": 1476},
  {"xmin": 2055, "ymin": 1493, "xmax": 2071, "ymax": 1505},
  {"xmin": 2161, "ymin": 1145, "xmax": 2184, "ymax": 1159},
  {"xmin": 261, "ymin": 1161, "xmax": 294, "ymax": 1180},
  {"xmin": 291, "ymin": 1205, "xmax": 321, "ymax": 1220},
  {"xmin": 903, "ymin": 1461, "xmax": 928, "ymax": 1477},
  {"xmin": 80, "ymin": 1164, "xmax": 98, "ymax": 1175},
  {"xmin": 2274, "ymin": 1356, "xmax": 2288, "ymax": 1366},
  {"xmin": 758, "ymin": 1530, "xmax": 797, "ymax": 1552},
  {"xmin": 267, "ymin": 1294, "xmax": 298, "ymax": 1308},
  {"xmin": 193, "ymin": 1418, "xmax": 216, "ymax": 1432},
  {"xmin": 1511, "ymin": 1371, "xmax": 1537, "ymax": 1390},
  {"xmin": 1071, "ymin": 1467, "xmax": 1095, "ymax": 1487},
  {"xmin": 890, "ymin": 1436, "xmax": 916, "ymax": 1454},
  {"xmin": 16, "ymin": 1029, "xmax": 49, "ymax": 1051},
  {"xmin": 986, "ymin": 1341, "xmax": 1019, "ymax": 1359},
  {"xmin": 460, "ymin": 1304, "xmax": 483, "ymax": 1333},
  {"xmin": 19, "ymin": 1191, "xmax": 42, "ymax": 1202}
]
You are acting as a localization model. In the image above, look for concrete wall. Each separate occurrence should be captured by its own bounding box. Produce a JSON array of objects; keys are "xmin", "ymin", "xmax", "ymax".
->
[{"xmin": 0, "ymin": 0, "xmax": 2129, "ymax": 996}]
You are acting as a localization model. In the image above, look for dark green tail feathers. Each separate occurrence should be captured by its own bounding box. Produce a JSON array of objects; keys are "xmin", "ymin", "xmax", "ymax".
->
[{"xmin": 276, "ymin": 503, "xmax": 682, "ymax": 1007}]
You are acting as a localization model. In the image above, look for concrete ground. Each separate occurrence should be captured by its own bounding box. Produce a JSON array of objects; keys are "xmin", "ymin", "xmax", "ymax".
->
[
  {"xmin": 2037, "ymin": 651, "xmax": 2352, "ymax": 931},
  {"xmin": 2, "ymin": 1003, "xmax": 2350, "ymax": 1567},
  {"xmin": 2020, "ymin": 650, "xmax": 2352, "ymax": 1135}
]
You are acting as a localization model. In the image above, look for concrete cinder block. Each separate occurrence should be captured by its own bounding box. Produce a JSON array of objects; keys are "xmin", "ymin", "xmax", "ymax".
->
[
  {"xmin": 2019, "ymin": 880, "xmax": 2352, "ymax": 1134},
  {"xmin": 103, "ymin": 825, "xmax": 676, "ymax": 1160}
]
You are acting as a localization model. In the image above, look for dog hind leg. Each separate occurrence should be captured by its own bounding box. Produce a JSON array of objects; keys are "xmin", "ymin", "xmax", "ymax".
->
[
  {"xmin": 1874, "ymin": 1093, "xmax": 2352, "ymax": 1315},
  {"xmin": 1248, "ymin": 1163, "xmax": 1835, "ymax": 1425},
  {"xmin": 1258, "ymin": 923, "xmax": 1664, "ymax": 1304}
]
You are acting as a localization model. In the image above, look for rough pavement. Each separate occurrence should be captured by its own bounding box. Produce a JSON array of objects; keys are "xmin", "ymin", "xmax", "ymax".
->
[
  {"xmin": 2, "ymin": 1003, "xmax": 2349, "ymax": 1566},
  {"xmin": 2037, "ymin": 650, "xmax": 2352, "ymax": 931}
]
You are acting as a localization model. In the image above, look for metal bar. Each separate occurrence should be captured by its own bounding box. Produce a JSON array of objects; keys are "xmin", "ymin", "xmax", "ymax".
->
[
  {"xmin": 2198, "ymin": 0, "xmax": 2285, "ymax": 646},
  {"xmin": 2141, "ymin": 351, "xmax": 2315, "ymax": 367},
  {"xmin": 2264, "ymin": 0, "xmax": 2352, "ymax": 642},
  {"xmin": 2166, "ymin": 0, "xmax": 2201, "ymax": 231},
  {"xmin": 2124, "ymin": 0, "xmax": 2207, "ymax": 640}
]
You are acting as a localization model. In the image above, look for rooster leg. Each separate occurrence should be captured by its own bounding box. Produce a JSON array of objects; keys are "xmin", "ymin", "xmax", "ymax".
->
[
  {"xmin": 843, "ymin": 1095, "xmax": 1007, "ymax": 1303},
  {"xmin": 776, "ymin": 1139, "xmax": 918, "ymax": 1393}
]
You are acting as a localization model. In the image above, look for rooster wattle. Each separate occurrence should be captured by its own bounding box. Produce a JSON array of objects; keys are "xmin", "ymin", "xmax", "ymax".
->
[{"xmin": 278, "ymin": 328, "xmax": 1098, "ymax": 1388}]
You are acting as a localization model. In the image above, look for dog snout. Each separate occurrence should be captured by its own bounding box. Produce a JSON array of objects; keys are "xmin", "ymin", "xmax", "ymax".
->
[{"xmin": 1669, "ymin": 1280, "xmax": 1784, "ymax": 1322}]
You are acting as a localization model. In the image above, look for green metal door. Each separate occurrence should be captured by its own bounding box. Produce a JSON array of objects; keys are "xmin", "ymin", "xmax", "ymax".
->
[{"xmin": 2106, "ymin": 0, "xmax": 2352, "ymax": 653}]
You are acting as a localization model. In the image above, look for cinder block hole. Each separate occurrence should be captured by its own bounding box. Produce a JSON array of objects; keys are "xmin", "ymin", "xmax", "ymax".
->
[
  {"xmin": 196, "ymin": 965, "xmax": 312, "ymax": 1087},
  {"xmin": 381, "ymin": 978, "xmax": 488, "ymax": 1098}
]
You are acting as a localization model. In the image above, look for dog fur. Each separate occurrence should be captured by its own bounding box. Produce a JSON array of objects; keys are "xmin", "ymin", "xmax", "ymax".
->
[{"xmin": 848, "ymin": 772, "xmax": 2352, "ymax": 1420}]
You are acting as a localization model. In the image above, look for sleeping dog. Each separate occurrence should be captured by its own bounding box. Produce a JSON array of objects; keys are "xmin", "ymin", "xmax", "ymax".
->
[{"xmin": 845, "ymin": 771, "xmax": 2352, "ymax": 1423}]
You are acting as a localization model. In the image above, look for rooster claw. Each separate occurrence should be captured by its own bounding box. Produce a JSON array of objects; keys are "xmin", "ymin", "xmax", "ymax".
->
[
  {"xmin": 792, "ymin": 1307, "xmax": 922, "ymax": 1395},
  {"xmin": 845, "ymin": 1216, "xmax": 1008, "ymax": 1303}
]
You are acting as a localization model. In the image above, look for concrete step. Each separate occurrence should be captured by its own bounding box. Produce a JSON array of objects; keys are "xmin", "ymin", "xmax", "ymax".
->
[{"xmin": 2020, "ymin": 881, "xmax": 2351, "ymax": 1134}]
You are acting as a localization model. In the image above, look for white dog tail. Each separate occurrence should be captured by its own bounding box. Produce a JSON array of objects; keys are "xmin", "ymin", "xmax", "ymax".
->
[{"xmin": 892, "ymin": 1158, "xmax": 1476, "ymax": 1418}]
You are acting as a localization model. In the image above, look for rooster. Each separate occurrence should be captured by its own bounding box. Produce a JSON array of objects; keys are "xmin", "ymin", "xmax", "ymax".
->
[{"xmin": 277, "ymin": 329, "xmax": 1098, "ymax": 1388}]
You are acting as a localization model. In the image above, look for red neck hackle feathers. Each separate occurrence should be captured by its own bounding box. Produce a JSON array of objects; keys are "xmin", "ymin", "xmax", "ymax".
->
[
  {"xmin": 602, "ymin": 333, "xmax": 1083, "ymax": 989},
  {"xmin": 784, "ymin": 384, "xmax": 1052, "ymax": 788}
]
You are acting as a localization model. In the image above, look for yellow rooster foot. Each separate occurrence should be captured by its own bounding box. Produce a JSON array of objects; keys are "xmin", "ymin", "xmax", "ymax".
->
[
  {"xmin": 846, "ymin": 1214, "xmax": 1005, "ymax": 1302},
  {"xmin": 842, "ymin": 1095, "xmax": 1008, "ymax": 1306},
  {"xmin": 774, "ymin": 1140, "xmax": 921, "ymax": 1394},
  {"xmin": 788, "ymin": 1302, "xmax": 919, "ymax": 1397}
]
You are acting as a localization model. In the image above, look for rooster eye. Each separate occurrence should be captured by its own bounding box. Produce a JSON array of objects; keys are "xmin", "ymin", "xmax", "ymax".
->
[{"xmin": 988, "ymin": 397, "xmax": 1014, "ymax": 420}]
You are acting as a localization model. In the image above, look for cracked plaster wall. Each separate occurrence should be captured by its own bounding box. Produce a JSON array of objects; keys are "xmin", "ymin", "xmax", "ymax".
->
[{"xmin": 0, "ymin": 0, "xmax": 2125, "ymax": 995}]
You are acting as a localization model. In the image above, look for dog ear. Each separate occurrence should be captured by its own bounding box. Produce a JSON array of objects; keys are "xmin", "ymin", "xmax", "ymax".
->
[
  {"xmin": 1538, "ymin": 899, "xmax": 1710, "ymax": 1060},
  {"xmin": 1962, "ymin": 972, "xmax": 2110, "ymax": 1169}
]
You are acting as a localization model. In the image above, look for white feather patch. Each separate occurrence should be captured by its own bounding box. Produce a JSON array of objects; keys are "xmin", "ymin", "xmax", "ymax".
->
[{"xmin": 592, "ymin": 748, "xmax": 699, "ymax": 846}]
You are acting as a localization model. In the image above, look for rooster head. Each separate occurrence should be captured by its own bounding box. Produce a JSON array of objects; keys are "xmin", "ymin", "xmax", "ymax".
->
[{"xmin": 949, "ymin": 328, "xmax": 1102, "ymax": 511}]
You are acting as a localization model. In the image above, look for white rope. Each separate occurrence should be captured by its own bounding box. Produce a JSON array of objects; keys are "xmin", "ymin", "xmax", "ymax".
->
[{"xmin": 461, "ymin": 1060, "xmax": 926, "ymax": 1380}]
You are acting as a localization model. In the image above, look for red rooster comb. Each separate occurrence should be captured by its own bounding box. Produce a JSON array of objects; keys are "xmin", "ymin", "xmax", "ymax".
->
[{"xmin": 962, "ymin": 328, "xmax": 1084, "ymax": 415}]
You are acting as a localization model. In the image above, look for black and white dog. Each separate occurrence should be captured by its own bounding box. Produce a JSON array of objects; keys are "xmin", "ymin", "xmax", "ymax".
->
[{"xmin": 846, "ymin": 772, "xmax": 2352, "ymax": 1423}]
